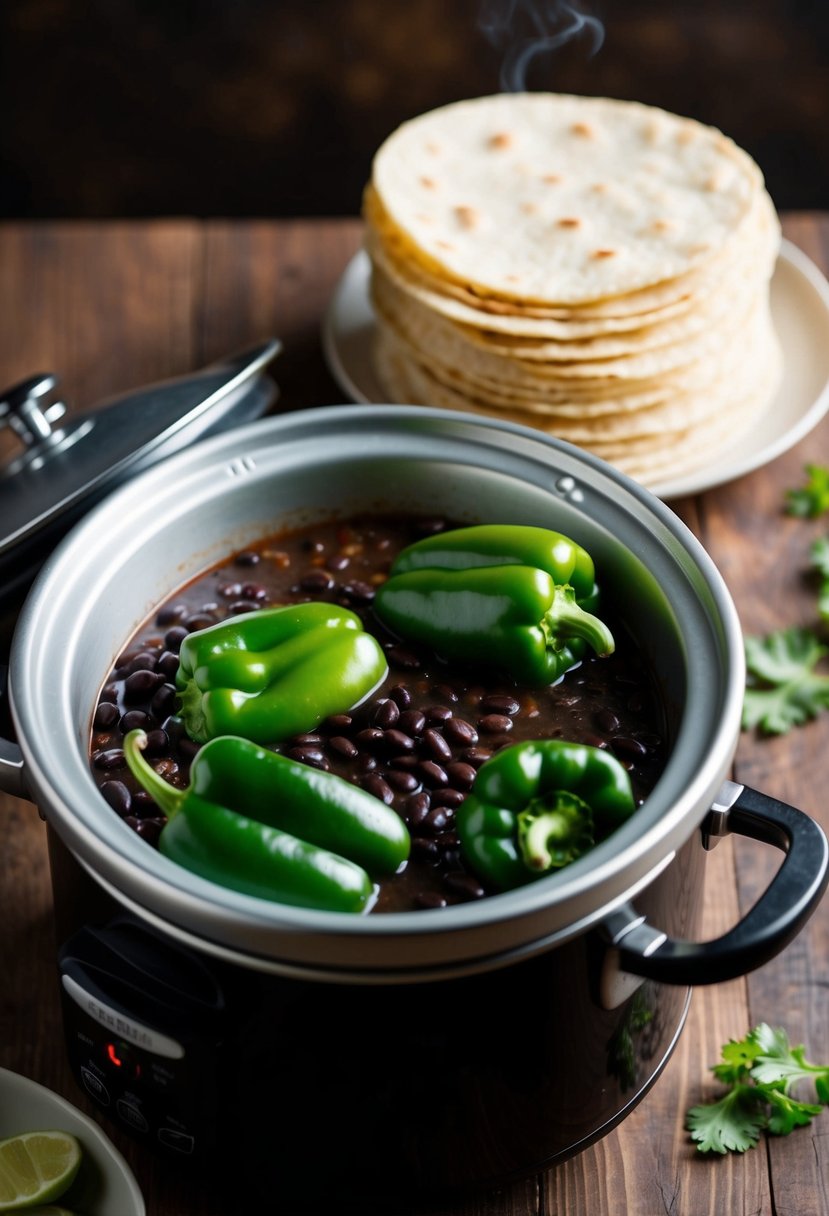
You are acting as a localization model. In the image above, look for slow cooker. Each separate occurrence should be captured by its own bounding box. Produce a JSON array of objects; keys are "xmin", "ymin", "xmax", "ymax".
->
[{"xmin": 1, "ymin": 404, "xmax": 826, "ymax": 1204}]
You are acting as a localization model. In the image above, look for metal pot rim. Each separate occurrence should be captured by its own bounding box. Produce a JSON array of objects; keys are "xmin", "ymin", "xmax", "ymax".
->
[{"xmin": 9, "ymin": 404, "xmax": 745, "ymax": 977}]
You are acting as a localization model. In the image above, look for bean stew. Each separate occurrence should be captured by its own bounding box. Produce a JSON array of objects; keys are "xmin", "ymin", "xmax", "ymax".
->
[{"xmin": 89, "ymin": 516, "xmax": 668, "ymax": 912}]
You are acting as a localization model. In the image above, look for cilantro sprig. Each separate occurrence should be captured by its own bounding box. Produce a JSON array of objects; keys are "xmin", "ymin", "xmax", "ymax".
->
[
  {"xmin": 785, "ymin": 464, "xmax": 829, "ymax": 518},
  {"xmin": 742, "ymin": 627, "xmax": 829, "ymax": 734},
  {"xmin": 810, "ymin": 536, "xmax": 829, "ymax": 621},
  {"xmin": 687, "ymin": 1023, "xmax": 829, "ymax": 1153}
]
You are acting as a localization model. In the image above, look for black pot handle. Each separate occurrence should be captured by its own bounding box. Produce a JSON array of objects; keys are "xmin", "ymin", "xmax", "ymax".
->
[{"xmin": 606, "ymin": 782, "xmax": 829, "ymax": 986}]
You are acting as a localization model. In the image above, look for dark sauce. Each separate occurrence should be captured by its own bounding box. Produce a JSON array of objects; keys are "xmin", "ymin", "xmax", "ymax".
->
[{"xmin": 89, "ymin": 516, "xmax": 667, "ymax": 912}]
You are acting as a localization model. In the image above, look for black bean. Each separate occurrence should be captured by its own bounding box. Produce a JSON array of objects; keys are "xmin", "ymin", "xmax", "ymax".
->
[
  {"xmin": 178, "ymin": 738, "xmax": 202, "ymax": 762},
  {"xmin": 287, "ymin": 746, "xmax": 329, "ymax": 770},
  {"xmin": 300, "ymin": 569, "xmax": 335, "ymax": 593},
  {"xmin": 389, "ymin": 754, "xmax": 419, "ymax": 770},
  {"xmin": 218, "ymin": 581, "xmax": 244, "ymax": 599},
  {"xmin": 93, "ymin": 748, "xmax": 125, "ymax": 771},
  {"xmin": 610, "ymin": 735, "xmax": 648, "ymax": 760},
  {"xmin": 424, "ymin": 807, "xmax": 452, "ymax": 834},
  {"xmin": 423, "ymin": 728, "xmax": 452, "ymax": 761},
  {"xmin": 582, "ymin": 732, "xmax": 608, "ymax": 750},
  {"xmin": 328, "ymin": 736, "xmax": 358, "ymax": 759},
  {"xmin": 397, "ymin": 709, "xmax": 426, "ymax": 736},
  {"xmin": 388, "ymin": 685, "xmax": 412, "ymax": 709},
  {"xmin": 156, "ymin": 651, "xmax": 180, "ymax": 680},
  {"xmin": 324, "ymin": 714, "xmax": 353, "ymax": 733},
  {"xmin": 227, "ymin": 600, "xmax": 263, "ymax": 615},
  {"xmin": 433, "ymin": 684, "xmax": 459, "ymax": 703},
  {"xmin": 411, "ymin": 837, "xmax": 440, "ymax": 862},
  {"xmin": 478, "ymin": 713, "xmax": 514, "ymax": 734},
  {"xmin": 291, "ymin": 733, "xmax": 323, "ymax": 746},
  {"xmin": 135, "ymin": 818, "xmax": 165, "ymax": 847},
  {"xmin": 302, "ymin": 539, "xmax": 325, "ymax": 554},
  {"xmin": 100, "ymin": 780, "xmax": 132, "ymax": 816},
  {"xmin": 341, "ymin": 580, "xmax": 375, "ymax": 604},
  {"xmin": 100, "ymin": 684, "xmax": 119, "ymax": 703},
  {"xmin": 418, "ymin": 760, "xmax": 448, "ymax": 788},
  {"xmin": 445, "ymin": 762, "xmax": 477, "ymax": 789},
  {"xmin": 415, "ymin": 891, "xmax": 448, "ymax": 909},
  {"xmin": 431, "ymin": 788, "xmax": 465, "ymax": 809},
  {"xmin": 235, "ymin": 551, "xmax": 261, "ymax": 567},
  {"xmin": 387, "ymin": 645, "xmax": 421, "ymax": 670},
  {"xmin": 594, "ymin": 708, "xmax": 621, "ymax": 734},
  {"xmin": 185, "ymin": 613, "xmax": 218, "ymax": 632},
  {"xmin": 120, "ymin": 709, "xmax": 153, "ymax": 733},
  {"xmin": 370, "ymin": 699, "xmax": 400, "ymax": 729},
  {"xmin": 444, "ymin": 717, "xmax": 479, "ymax": 746},
  {"xmin": 423, "ymin": 704, "xmax": 452, "ymax": 725},
  {"xmin": 356, "ymin": 728, "xmax": 385, "ymax": 752},
  {"xmin": 151, "ymin": 682, "xmax": 178, "ymax": 720},
  {"xmin": 404, "ymin": 792, "xmax": 431, "ymax": 826},
  {"xmin": 480, "ymin": 693, "xmax": 520, "ymax": 716},
  {"xmin": 383, "ymin": 729, "xmax": 415, "ymax": 753},
  {"xmin": 240, "ymin": 582, "xmax": 268, "ymax": 601},
  {"xmin": 461, "ymin": 747, "xmax": 493, "ymax": 768},
  {"xmin": 444, "ymin": 872, "xmax": 486, "ymax": 900},
  {"xmin": 156, "ymin": 603, "xmax": 188, "ymax": 626},
  {"xmin": 125, "ymin": 650, "xmax": 160, "ymax": 675},
  {"xmin": 131, "ymin": 790, "xmax": 159, "ymax": 817},
  {"xmin": 93, "ymin": 702, "xmax": 119, "ymax": 730},
  {"xmin": 362, "ymin": 774, "xmax": 394, "ymax": 804},
  {"xmin": 123, "ymin": 670, "xmax": 163, "ymax": 703},
  {"xmin": 142, "ymin": 729, "xmax": 169, "ymax": 756},
  {"xmin": 356, "ymin": 754, "xmax": 377, "ymax": 774},
  {"xmin": 327, "ymin": 554, "xmax": 350, "ymax": 571},
  {"xmin": 384, "ymin": 769, "xmax": 419, "ymax": 794},
  {"xmin": 164, "ymin": 626, "xmax": 189, "ymax": 652}
]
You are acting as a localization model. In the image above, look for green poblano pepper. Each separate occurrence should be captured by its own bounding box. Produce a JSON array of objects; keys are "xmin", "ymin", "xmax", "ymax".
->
[
  {"xmin": 124, "ymin": 729, "xmax": 410, "ymax": 914},
  {"xmin": 456, "ymin": 739, "xmax": 636, "ymax": 892},
  {"xmin": 374, "ymin": 524, "xmax": 614, "ymax": 686},
  {"xmin": 176, "ymin": 602, "xmax": 388, "ymax": 744}
]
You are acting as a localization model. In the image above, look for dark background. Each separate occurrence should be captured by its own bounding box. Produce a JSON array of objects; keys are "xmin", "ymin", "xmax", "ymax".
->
[{"xmin": 1, "ymin": 0, "xmax": 827, "ymax": 219}]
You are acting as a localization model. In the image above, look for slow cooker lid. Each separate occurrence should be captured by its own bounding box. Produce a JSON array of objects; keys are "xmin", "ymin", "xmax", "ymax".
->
[{"xmin": 0, "ymin": 340, "xmax": 280, "ymax": 602}]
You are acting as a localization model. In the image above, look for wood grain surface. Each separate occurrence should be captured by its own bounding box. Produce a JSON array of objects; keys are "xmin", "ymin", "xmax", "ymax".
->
[{"xmin": 1, "ymin": 215, "xmax": 828, "ymax": 1216}]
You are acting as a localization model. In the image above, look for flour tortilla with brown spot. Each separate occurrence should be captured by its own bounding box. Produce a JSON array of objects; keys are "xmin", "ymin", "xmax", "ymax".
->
[{"xmin": 369, "ymin": 95, "xmax": 764, "ymax": 305}]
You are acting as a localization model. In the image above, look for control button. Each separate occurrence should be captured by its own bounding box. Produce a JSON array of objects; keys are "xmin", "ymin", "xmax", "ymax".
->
[
  {"xmin": 116, "ymin": 1099, "xmax": 149, "ymax": 1133},
  {"xmin": 158, "ymin": 1127, "xmax": 195, "ymax": 1154},
  {"xmin": 80, "ymin": 1067, "xmax": 110, "ymax": 1106}
]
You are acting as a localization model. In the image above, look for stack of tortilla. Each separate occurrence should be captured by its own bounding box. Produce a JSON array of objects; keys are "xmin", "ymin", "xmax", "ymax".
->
[{"xmin": 362, "ymin": 93, "xmax": 782, "ymax": 487}]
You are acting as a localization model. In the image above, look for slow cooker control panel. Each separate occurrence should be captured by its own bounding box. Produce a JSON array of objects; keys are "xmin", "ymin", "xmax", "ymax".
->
[{"xmin": 58, "ymin": 919, "xmax": 225, "ymax": 1159}]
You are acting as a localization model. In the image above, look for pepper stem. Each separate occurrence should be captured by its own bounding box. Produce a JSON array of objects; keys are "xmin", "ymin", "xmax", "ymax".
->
[
  {"xmin": 123, "ymin": 729, "xmax": 186, "ymax": 818},
  {"xmin": 542, "ymin": 585, "xmax": 615, "ymax": 658},
  {"xmin": 517, "ymin": 791, "xmax": 594, "ymax": 872}
]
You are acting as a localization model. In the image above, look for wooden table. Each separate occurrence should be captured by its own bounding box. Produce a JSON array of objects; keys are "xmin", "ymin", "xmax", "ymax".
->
[{"xmin": 1, "ymin": 215, "xmax": 828, "ymax": 1216}]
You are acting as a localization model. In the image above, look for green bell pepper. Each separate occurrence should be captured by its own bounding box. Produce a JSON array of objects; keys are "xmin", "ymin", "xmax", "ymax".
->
[
  {"xmin": 374, "ymin": 525, "xmax": 614, "ymax": 686},
  {"xmin": 176, "ymin": 602, "xmax": 388, "ymax": 744},
  {"xmin": 124, "ymin": 729, "xmax": 410, "ymax": 913},
  {"xmin": 456, "ymin": 739, "xmax": 636, "ymax": 891},
  {"xmin": 388, "ymin": 524, "xmax": 601, "ymax": 610}
]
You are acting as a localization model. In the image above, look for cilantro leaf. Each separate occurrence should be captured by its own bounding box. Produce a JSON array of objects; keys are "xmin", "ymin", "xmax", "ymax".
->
[
  {"xmin": 811, "ymin": 537, "xmax": 829, "ymax": 621},
  {"xmin": 688, "ymin": 1024, "xmax": 829, "ymax": 1154},
  {"xmin": 742, "ymin": 627, "xmax": 829, "ymax": 734},
  {"xmin": 765, "ymin": 1089, "xmax": 823, "ymax": 1136},
  {"xmin": 786, "ymin": 464, "xmax": 829, "ymax": 517},
  {"xmin": 687, "ymin": 1085, "xmax": 767, "ymax": 1153},
  {"xmin": 750, "ymin": 1023, "xmax": 829, "ymax": 1094}
]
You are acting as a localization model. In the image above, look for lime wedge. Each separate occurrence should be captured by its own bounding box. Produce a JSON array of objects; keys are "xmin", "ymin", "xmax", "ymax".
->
[{"xmin": 0, "ymin": 1131, "xmax": 82, "ymax": 1211}]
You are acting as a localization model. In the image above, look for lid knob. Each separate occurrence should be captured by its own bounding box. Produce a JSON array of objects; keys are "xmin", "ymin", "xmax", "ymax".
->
[{"xmin": 0, "ymin": 373, "xmax": 67, "ymax": 447}]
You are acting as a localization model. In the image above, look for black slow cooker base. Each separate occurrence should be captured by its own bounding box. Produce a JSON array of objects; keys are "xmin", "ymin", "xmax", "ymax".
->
[{"xmin": 47, "ymin": 827, "xmax": 702, "ymax": 1206}]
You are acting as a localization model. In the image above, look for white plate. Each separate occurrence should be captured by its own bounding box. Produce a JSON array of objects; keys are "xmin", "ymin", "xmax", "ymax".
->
[
  {"xmin": 322, "ymin": 239, "xmax": 829, "ymax": 500},
  {"xmin": 0, "ymin": 1067, "xmax": 145, "ymax": 1215}
]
